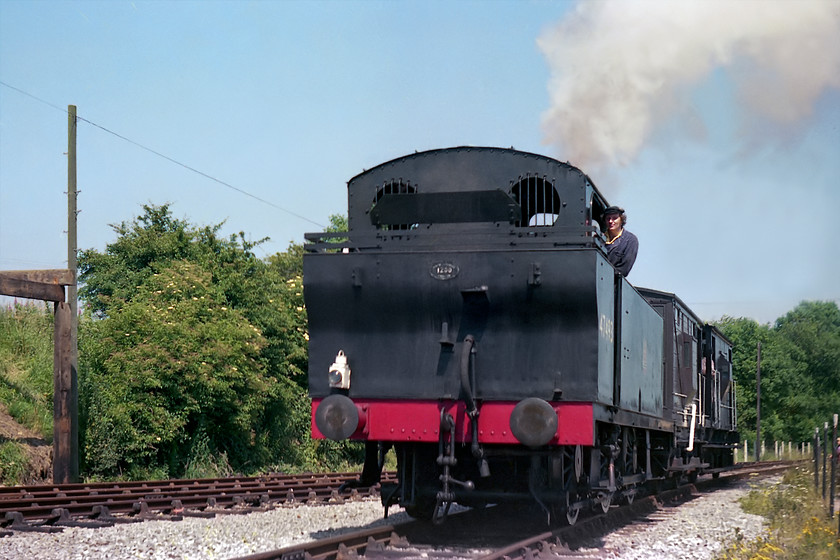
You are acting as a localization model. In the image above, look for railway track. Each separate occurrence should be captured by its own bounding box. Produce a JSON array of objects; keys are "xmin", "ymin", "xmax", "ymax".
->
[
  {"xmin": 0, "ymin": 471, "xmax": 395, "ymax": 535},
  {"xmin": 227, "ymin": 461, "xmax": 797, "ymax": 560}
]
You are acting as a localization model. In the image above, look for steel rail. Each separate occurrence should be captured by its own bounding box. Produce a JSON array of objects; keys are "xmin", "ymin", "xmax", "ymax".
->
[
  {"xmin": 223, "ymin": 461, "xmax": 799, "ymax": 560},
  {"xmin": 0, "ymin": 471, "xmax": 395, "ymax": 531},
  {"xmin": 230, "ymin": 524, "xmax": 403, "ymax": 560}
]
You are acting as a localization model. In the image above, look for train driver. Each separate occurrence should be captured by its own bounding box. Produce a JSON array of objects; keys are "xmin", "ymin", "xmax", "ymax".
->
[{"xmin": 603, "ymin": 206, "xmax": 639, "ymax": 277}]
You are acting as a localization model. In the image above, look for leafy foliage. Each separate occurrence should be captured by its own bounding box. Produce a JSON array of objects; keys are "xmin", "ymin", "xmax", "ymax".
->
[
  {"xmin": 77, "ymin": 204, "xmax": 327, "ymax": 479},
  {"xmin": 716, "ymin": 300, "xmax": 840, "ymax": 447},
  {"xmin": 82, "ymin": 262, "xmax": 271, "ymax": 478}
]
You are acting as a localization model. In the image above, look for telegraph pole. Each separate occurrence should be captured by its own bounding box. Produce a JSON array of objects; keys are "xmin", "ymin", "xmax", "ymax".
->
[
  {"xmin": 66, "ymin": 103, "xmax": 78, "ymax": 482},
  {"xmin": 68, "ymin": 105, "xmax": 78, "ymax": 359},
  {"xmin": 54, "ymin": 105, "xmax": 79, "ymax": 483}
]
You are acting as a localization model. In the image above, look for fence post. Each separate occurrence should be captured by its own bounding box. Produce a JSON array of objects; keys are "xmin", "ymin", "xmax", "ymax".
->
[
  {"xmin": 815, "ymin": 427, "xmax": 820, "ymax": 491},
  {"xmin": 830, "ymin": 414, "xmax": 837, "ymax": 520},
  {"xmin": 824, "ymin": 422, "xmax": 829, "ymax": 500}
]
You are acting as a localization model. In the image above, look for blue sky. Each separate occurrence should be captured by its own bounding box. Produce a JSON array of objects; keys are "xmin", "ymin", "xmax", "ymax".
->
[{"xmin": 1, "ymin": 0, "xmax": 838, "ymax": 325}]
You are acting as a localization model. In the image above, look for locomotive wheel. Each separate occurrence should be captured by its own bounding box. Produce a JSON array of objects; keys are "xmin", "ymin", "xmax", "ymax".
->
[
  {"xmin": 404, "ymin": 495, "xmax": 437, "ymax": 520},
  {"xmin": 397, "ymin": 444, "xmax": 439, "ymax": 520},
  {"xmin": 620, "ymin": 427, "xmax": 638, "ymax": 475},
  {"xmin": 597, "ymin": 491, "xmax": 612, "ymax": 513},
  {"xmin": 564, "ymin": 493, "xmax": 580, "ymax": 526},
  {"xmin": 558, "ymin": 445, "xmax": 583, "ymax": 490}
]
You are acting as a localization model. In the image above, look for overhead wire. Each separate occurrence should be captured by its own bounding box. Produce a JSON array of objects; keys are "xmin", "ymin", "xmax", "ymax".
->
[{"xmin": 0, "ymin": 80, "xmax": 326, "ymax": 228}]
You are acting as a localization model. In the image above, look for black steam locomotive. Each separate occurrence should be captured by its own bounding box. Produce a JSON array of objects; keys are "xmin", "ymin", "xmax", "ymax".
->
[{"xmin": 304, "ymin": 147, "xmax": 738, "ymax": 523}]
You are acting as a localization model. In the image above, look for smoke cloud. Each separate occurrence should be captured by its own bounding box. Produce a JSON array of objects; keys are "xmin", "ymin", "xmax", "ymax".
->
[{"xmin": 538, "ymin": 0, "xmax": 840, "ymax": 169}]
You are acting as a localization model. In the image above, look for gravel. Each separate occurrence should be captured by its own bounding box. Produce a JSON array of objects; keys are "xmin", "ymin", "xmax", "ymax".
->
[
  {"xmin": 0, "ymin": 478, "xmax": 774, "ymax": 560},
  {"xmin": 0, "ymin": 499, "xmax": 413, "ymax": 560},
  {"xmin": 578, "ymin": 478, "xmax": 773, "ymax": 560}
]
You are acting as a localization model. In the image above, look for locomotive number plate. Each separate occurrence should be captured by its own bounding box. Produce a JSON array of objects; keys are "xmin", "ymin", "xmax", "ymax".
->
[{"xmin": 430, "ymin": 262, "xmax": 459, "ymax": 280}]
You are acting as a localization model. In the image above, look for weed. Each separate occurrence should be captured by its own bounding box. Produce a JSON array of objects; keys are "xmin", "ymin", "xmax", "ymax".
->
[
  {"xmin": 717, "ymin": 466, "xmax": 840, "ymax": 559},
  {"xmin": 182, "ymin": 429, "xmax": 233, "ymax": 479}
]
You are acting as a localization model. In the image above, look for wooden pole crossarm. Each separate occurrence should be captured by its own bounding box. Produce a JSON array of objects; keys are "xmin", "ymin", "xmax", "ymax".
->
[
  {"xmin": 0, "ymin": 269, "xmax": 75, "ymax": 285},
  {"xmin": 0, "ymin": 270, "xmax": 72, "ymax": 302}
]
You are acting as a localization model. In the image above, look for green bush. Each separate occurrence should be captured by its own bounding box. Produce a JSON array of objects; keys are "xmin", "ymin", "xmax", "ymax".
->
[
  {"xmin": 76, "ymin": 204, "xmax": 355, "ymax": 480},
  {"xmin": 81, "ymin": 262, "xmax": 274, "ymax": 479}
]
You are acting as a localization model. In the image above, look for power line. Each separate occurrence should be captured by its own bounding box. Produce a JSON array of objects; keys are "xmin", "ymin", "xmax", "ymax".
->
[{"xmin": 0, "ymin": 80, "xmax": 326, "ymax": 228}]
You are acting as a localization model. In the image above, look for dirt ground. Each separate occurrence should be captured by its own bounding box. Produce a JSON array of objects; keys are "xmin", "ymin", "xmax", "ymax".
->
[{"xmin": 0, "ymin": 404, "xmax": 52, "ymax": 485}]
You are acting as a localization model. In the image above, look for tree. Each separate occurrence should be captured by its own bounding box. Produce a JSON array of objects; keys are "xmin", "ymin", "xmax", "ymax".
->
[
  {"xmin": 716, "ymin": 316, "xmax": 767, "ymax": 446},
  {"xmin": 716, "ymin": 300, "xmax": 840, "ymax": 448},
  {"xmin": 773, "ymin": 301, "xmax": 840, "ymax": 428},
  {"xmin": 78, "ymin": 203, "xmax": 267, "ymax": 318},
  {"xmin": 77, "ymin": 204, "xmax": 359, "ymax": 478},
  {"xmin": 78, "ymin": 205, "xmax": 305, "ymax": 477}
]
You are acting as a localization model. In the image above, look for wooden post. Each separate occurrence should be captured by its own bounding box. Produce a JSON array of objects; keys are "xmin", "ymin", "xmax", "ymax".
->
[
  {"xmin": 67, "ymin": 105, "xmax": 78, "ymax": 384},
  {"xmin": 58, "ymin": 105, "xmax": 79, "ymax": 483},
  {"xmin": 824, "ymin": 422, "xmax": 829, "ymax": 500},
  {"xmin": 53, "ymin": 301, "xmax": 78, "ymax": 483},
  {"xmin": 815, "ymin": 427, "xmax": 820, "ymax": 491},
  {"xmin": 830, "ymin": 414, "xmax": 837, "ymax": 519},
  {"xmin": 755, "ymin": 342, "xmax": 761, "ymax": 462}
]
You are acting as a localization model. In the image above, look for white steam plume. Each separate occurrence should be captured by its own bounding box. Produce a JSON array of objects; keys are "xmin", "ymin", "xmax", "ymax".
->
[{"xmin": 538, "ymin": 0, "xmax": 840, "ymax": 169}]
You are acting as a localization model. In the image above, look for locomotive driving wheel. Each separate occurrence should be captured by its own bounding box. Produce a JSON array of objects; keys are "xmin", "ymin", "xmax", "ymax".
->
[
  {"xmin": 554, "ymin": 445, "xmax": 583, "ymax": 526},
  {"xmin": 397, "ymin": 444, "xmax": 439, "ymax": 520},
  {"xmin": 565, "ymin": 492, "xmax": 581, "ymax": 525},
  {"xmin": 404, "ymin": 493, "xmax": 437, "ymax": 520},
  {"xmin": 596, "ymin": 491, "xmax": 613, "ymax": 513},
  {"xmin": 620, "ymin": 427, "xmax": 639, "ymax": 504},
  {"xmin": 620, "ymin": 427, "xmax": 638, "ymax": 475}
]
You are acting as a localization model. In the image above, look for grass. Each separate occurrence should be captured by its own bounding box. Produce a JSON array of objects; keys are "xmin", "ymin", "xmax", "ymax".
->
[
  {"xmin": 0, "ymin": 441, "xmax": 28, "ymax": 485},
  {"xmin": 717, "ymin": 466, "xmax": 839, "ymax": 560},
  {"xmin": 0, "ymin": 303, "xmax": 54, "ymax": 440}
]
